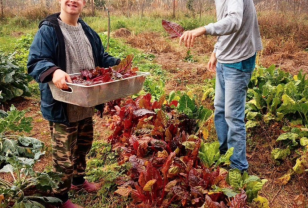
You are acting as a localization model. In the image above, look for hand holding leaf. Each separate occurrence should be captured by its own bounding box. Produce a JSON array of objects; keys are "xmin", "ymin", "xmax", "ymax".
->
[
  {"xmin": 179, "ymin": 27, "xmax": 207, "ymax": 48},
  {"xmin": 162, "ymin": 20, "xmax": 184, "ymax": 38},
  {"xmin": 162, "ymin": 20, "xmax": 206, "ymax": 48}
]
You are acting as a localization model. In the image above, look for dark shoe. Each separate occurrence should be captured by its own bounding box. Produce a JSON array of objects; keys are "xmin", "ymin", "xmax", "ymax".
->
[
  {"xmin": 60, "ymin": 200, "xmax": 83, "ymax": 208},
  {"xmin": 71, "ymin": 180, "xmax": 102, "ymax": 193}
]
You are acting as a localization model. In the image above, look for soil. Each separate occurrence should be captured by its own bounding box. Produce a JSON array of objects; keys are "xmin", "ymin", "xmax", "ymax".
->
[{"xmin": 2, "ymin": 30, "xmax": 308, "ymax": 207}]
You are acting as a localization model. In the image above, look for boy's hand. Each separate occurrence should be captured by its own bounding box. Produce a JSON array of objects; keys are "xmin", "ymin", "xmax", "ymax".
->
[
  {"xmin": 208, "ymin": 52, "xmax": 217, "ymax": 73},
  {"xmin": 52, "ymin": 69, "xmax": 72, "ymax": 90},
  {"xmin": 179, "ymin": 27, "xmax": 206, "ymax": 48}
]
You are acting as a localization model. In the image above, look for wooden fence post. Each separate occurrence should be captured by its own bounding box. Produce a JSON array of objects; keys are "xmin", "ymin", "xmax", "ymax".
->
[
  {"xmin": 106, "ymin": 8, "xmax": 110, "ymax": 51},
  {"xmin": 91, "ymin": 0, "xmax": 95, "ymax": 16}
]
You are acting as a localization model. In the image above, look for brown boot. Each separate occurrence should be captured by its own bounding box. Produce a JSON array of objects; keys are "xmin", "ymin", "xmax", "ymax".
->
[{"xmin": 71, "ymin": 180, "xmax": 102, "ymax": 193}]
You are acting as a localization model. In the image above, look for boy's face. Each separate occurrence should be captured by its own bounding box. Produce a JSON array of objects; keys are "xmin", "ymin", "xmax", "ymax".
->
[{"xmin": 59, "ymin": 0, "xmax": 86, "ymax": 16}]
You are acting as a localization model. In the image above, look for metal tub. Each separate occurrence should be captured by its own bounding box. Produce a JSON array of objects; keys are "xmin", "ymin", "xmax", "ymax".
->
[{"xmin": 48, "ymin": 72, "xmax": 150, "ymax": 107}]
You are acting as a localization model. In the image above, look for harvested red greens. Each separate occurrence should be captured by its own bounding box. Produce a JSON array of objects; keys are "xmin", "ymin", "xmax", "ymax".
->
[{"xmin": 70, "ymin": 54, "xmax": 138, "ymax": 85}]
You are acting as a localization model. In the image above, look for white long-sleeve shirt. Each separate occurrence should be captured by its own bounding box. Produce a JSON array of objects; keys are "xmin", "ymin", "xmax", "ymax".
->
[{"xmin": 205, "ymin": 0, "xmax": 263, "ymax": 63}]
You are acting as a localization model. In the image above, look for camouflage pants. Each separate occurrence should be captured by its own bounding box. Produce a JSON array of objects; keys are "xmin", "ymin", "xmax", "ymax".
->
[{"xmin": 49, "ymin": 117, "xmax": 94, "ymax": 195}]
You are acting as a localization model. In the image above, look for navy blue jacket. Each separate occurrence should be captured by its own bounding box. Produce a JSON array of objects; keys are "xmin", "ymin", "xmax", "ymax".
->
[{"xmin": 27, "ymin": 13, "xmax": 119, "ymax": 124}]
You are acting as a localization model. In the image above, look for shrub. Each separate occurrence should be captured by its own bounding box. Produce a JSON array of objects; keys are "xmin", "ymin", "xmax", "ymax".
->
[
  {"xmin": 114, "ymin": 20, "xmax": 127, "ymax": 30},
  {"xmin": 0, "ymin": 53, "xmax": 31, "ymax": 104},
  {"xmin": 13, "ymin": 34, "xmax": 34, "ymax": 71}
]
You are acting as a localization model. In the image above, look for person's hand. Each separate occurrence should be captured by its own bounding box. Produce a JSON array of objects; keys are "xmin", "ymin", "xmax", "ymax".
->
[
  {"xmin": 208, "ymin": 52, "xmax": 217, "ymax": 73},
  {"xmin": 52, "ymin": 69, "xmax": 72, "ymax": 90},
  {"xmin": 179, "ymin": 27, "xmax": 206, "ymax": 48}
]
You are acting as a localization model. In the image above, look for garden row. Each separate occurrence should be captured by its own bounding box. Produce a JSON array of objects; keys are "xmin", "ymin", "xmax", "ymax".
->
[{"xmin": 203, "ymin": 65, "xmax": 308, "ymax": 185}]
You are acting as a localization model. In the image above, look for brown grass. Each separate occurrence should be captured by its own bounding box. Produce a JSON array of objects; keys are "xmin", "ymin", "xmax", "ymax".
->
[
  {"xmin": 20, "ymin": 6, "xmax": 55, "ymax": 20},
  {"xmin": 126, "ymin": 32, "xmax": 174, "ymax": 54},
  {"xmin": 113, "ymin": 28, "xmax": 132, "ymax": 38},
  {"xmin": 257, "ymin": 11, "xmax": 308, "ymax": 74},
  {"xmin": 259, "ymin": 11, "xmax": 308, "ymax": 50}
]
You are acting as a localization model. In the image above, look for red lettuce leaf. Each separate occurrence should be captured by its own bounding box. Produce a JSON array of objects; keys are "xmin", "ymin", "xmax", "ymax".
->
[
  {"xmin": 205, "ymin": 195, "xmax": 227, "ymax": 208},
  {"xmin": 161, "ymin": 152, "xmax": 176, "ymax": 180},
  {"xmin": 113, "ymin": 54, "xmax": 134, "ymax": 73},
  {"xmin": 129, "ymin": 155, "xmax": 146, "ymax": 173},
  {"xmin": 138, "ymin": 172, "xmax": 146, "ymax": 189},
  {"xmin": 162, "ymin": 20, "xmax": 185, "ymax": 38},
  {"xmin": 228, "ymin": 190, "xmax": 248, "ymax": 208},
  {"xmin": 131, "ymin": 187, "xmax": 148, "ymax": 203},
  {"xmin": 138, "ymin": 94, "xmax": 152, "ymax": 110}
]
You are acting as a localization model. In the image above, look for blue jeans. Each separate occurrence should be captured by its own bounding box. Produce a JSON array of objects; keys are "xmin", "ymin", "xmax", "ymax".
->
[{"xmin": 214, "ymin": 63, "xmax": 252, "ymax": 171}]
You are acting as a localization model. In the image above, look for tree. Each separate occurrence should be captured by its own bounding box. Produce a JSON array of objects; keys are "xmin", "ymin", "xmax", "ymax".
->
[
  {"xmin": 173, "ymin": 0, "xmax": 175, "ymax": 18},
  {"xmin": 138, "ymin": 0, "xmax": 147, "ymax": 17},
  {"xmin": 0, "ymin": 0, "xmax": 3, "ymax": 19},
  {"xmin": 95, "ymin": 0, "xmax": 106, "ymax": 9}
]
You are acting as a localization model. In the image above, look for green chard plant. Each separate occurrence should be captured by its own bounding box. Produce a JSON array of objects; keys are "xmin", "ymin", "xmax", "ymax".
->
[
  {"xmin": 245, "ymin": 66, "xmax": 308, "ymax": 128},
  {"xmin": 198, "ymin": 141, "xmax": 234, "ymax": 168},
  {"xmin": 227, "ymin": 169, "xmax": 268, "ymax": 203},
  {"xmin": 246, "ymin": 66, "xmax": 308, "ymax": 183},
  {"xmin": 172, "ymin": 91, "xmax": 213, "ymax": 134}
]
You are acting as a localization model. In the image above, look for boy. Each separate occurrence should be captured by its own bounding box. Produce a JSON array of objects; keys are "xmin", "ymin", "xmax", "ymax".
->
[
  {"xmin": 179, "ymin": 0, "xmax": 262, "ymax": 173},
  {"xmin": 28, "ymin": 0, "xmax": 120, "ymax": 207}
]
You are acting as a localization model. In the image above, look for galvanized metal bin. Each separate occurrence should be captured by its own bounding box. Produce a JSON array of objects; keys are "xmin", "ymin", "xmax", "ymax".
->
[{"xmin": 48, "ymin": 72, "xmax": 150, "ymax": 107}]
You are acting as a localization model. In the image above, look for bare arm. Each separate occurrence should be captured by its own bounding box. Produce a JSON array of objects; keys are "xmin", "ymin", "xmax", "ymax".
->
[{"xmin": 207, "ymin": 52, "xmax": 217, "ymax": 73}]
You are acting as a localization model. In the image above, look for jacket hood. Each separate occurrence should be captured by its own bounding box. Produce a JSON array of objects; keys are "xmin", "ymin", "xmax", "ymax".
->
[
  {"xmin": 39, "ymin": 13, "xmax": 60, "ymax": 28},
  {"xmin": 39, "ymin": 13, "xmax": 86, "ymax": 28}
]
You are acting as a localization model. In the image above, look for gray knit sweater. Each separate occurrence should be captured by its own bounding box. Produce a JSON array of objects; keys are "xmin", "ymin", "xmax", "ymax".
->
[
  {"xmin": 58, "ymin": 19, "xmax": 95, "ymax": 122},
  {"xmin": 205, "ymin": 0, "xmax": 263, "ymax": 63}
]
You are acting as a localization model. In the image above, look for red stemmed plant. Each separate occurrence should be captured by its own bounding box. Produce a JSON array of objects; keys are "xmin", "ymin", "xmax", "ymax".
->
[{"xmin": 107, "ymin": 94, "xmax": 248, "ymax": 207}]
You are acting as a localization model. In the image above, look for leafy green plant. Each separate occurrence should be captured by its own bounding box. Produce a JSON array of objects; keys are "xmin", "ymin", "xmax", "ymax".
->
[
  {"xmin": 0, "ymin": 105, "xmax": 40, "ymax": 168},
  {"xmin": 202, "ymin": 78, "xmax": 215, "ymax": 101},
  {"xmin": 183, "ymin": 50, "xmax": 197, "ymax": 63},
  {"xmin": 86, "ymin": 141, "xmax": 130, "ymax": 198},
  {"xmin": 292, "ymin": 151, "xmax": 308, "ymax": 174},
  {"xmin": 198, "ymin": 141, "xmax": 234, "ymax": 168},
  {"xmin": 175, "ymin": 92, "xmax": 212, "ymax": 127},
  {"xmin": 246, "ymin": 66, "xmax": 308, "ymax": 128},
  {"xmin": 0, "ymin": 106, "xmax": 61, "ymax": 207},
  {"xmin": 0, "ymin": 53, "xmax": 31, "ymax": 103},
  {"xmin": 114, "ymin": 20, "xmax": 127, "ymax": 30},
  {"xmin": 276, "ymin": 132, "xmax": 300, "ymax": 147},
  {"xmin": 0, "ymin": 105, "xmax": 32, "ymax": 135},
  {"xmin": 0, "ymin": 155, "xmax": 62, "ymax": 207},
  {"xmin": 271, "ymin": 147, "xmax": 291, "ymax": 160},
  {"xmin": 271, "ymin": 127, "xmax": 308, "ymax": 161},
  {"xmin": 142, "ymin": 78, "xmax": 165, "ymax": 101},
  {"xmin": 227, "ymin": 169, "xmax": 267, "ymax": 202},
  {"xmin": 12, "ymin": 34, "xmax": 34, "ymax": 70},
  {"xmin": 244, "ymin": 66, "xmax": 308, "ymax": 181}
]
